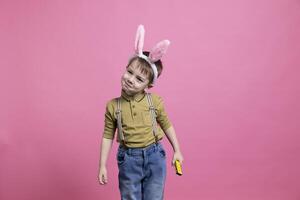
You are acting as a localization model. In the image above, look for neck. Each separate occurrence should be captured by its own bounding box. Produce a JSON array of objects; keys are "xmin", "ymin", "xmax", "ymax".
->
[{"xmin": 122, "ymin": 89, "xmax": 145, "ymax": 97}]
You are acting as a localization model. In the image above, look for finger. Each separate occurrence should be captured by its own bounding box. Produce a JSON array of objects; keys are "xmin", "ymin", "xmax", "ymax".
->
[
  {"xmin": 99, "ymin": 178, "xmax": 104, "ymax": 185},
  {"xmin": 98, "ymin": 175, "xmax": 105, "ymax": 185},
  {"xmin": 103, "ymin": 175, "xmax": 108, "ymax": 183},
  {"xmin": 171, "ymin": 159, "xmax": 175, "ymax": 166}
]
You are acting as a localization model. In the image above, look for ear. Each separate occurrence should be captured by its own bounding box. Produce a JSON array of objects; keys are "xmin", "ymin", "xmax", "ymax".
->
[
  {"xmin": 149, "ymin": 40, "xmax": 170, "ymax": 62},
  {"xmin": 147, "ymin": 84, "xmax": 154, "ymax": 89},
  {"xmin": 134, "ymin": 25, "xmax": 145, "ymax": 55}
]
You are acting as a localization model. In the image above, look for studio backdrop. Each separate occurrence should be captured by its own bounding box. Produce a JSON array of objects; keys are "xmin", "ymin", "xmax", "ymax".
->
[{"xmin": 1, "ymin": 0, "xmax": 300, "ymax": 200}]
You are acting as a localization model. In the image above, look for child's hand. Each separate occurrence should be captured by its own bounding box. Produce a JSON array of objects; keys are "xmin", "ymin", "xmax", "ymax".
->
[
  {"xmin": 98, "ymin": 166, "xmax": 108, "ymax": 185},
  {"xmin": 172, "ymin": 151, "xmax": 184, "ymax": 166}
]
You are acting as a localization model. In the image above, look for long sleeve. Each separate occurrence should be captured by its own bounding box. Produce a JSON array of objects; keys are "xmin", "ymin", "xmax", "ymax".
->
[
  {"xmin": 103, "ymin": 100, "xmax": 117, "ymax": 140},
  {"xmin": 154, "ymin": 95, "xmax": 172, "ymax": 132}
]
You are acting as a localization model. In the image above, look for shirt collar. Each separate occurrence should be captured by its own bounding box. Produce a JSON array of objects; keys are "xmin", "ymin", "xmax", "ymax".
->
[{"xmin": 121, "ymin": 90, "xmax": 146, "ymax": 102}]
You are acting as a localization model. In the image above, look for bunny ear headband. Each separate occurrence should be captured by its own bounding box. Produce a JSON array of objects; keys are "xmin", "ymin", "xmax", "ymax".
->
[{"xmin": 133, "ymin": 24, "xmax": 170, "ymax": 85}]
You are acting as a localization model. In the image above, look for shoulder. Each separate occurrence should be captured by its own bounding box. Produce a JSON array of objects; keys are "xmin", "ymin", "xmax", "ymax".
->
[
  {"xmin": 105, "ymin": 97, "xmax": 119, "ymax": 111},
  {"xmin": 149, "ymin": 92, "xmax": 162, "ymax": 99},
  {"xmin": 148, "ymin": 92, "xmax": 164, "ymax": 106}
]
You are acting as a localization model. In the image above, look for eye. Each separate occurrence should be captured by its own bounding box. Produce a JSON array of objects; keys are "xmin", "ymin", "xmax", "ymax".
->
[
  {"xmin": 127, "ymin": 70, "xmax": 133, "ymax": 74},
  {"xmin": 137, "ymin": 77, "xmax": 144, "ymax": 82}
]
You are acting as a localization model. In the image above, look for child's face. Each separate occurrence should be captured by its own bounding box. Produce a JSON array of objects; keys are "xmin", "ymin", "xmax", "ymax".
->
[{"xmin": 121, "ymin": 60, "xmax": 150, "ymax": 96}]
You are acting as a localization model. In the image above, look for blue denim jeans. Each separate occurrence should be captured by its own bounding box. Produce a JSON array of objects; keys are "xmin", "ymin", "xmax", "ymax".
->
[{"xmin": 117, "ymin": 142, "xmax": 167, "ymax": 200}]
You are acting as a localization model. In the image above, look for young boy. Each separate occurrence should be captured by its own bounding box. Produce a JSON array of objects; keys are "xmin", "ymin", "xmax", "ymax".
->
[{"xmin": 98, "ymin": 25, "xmax": 183, "ymax": 200}]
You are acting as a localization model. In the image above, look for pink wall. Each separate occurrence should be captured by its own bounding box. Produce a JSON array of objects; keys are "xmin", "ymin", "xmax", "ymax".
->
[{"xmin": 1, "ymin": 0, "xmax": 300, "ymax": 199}]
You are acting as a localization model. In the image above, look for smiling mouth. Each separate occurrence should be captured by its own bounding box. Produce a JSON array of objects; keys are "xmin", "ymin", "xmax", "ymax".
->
[{"xmin": 124, "ymin": 82, "xmax": 132, "ymax": 88}]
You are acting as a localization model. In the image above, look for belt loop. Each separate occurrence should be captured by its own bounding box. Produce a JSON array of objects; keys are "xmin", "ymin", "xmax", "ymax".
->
[
  {"xmin": 154, "ymin": 142, "xmax": 158, "ymax": 151},
  {"xmin": 157, "ymin": 142, "xmax": 161, "ymax": 150},
  {"xmin": 127, "ymin": 148, "xmax": 131, "ymax": 156}
]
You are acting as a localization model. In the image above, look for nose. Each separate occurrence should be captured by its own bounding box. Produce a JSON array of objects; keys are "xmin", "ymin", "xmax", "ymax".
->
[{"xmin": 127, "ymin": 75, "xmax": 134, "ymax": 83}]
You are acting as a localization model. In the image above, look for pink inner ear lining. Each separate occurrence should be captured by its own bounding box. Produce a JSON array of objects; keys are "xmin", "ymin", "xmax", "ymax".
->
[
  {"xmin": 149, "ymin": 40, "xmax": 170, "ymax": 62},
  {"xmin": 135, "ymin": 25, "xmax": 145, "ymax": 55}
]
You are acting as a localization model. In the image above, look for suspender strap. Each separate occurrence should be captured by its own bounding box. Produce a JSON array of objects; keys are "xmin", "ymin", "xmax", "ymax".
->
[
  {"xmin": 116, "ymin": 98, "xmax": 126, "ymax": 146},
  {"xmin": 146, "ymin": 93, "xmax": 159, "ymax": 143}
]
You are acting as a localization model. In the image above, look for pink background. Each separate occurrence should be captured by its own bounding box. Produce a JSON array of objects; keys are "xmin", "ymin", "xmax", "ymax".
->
[{"xmin": 1, "ymin": 0, "xmax": 300, "ymax": 199}]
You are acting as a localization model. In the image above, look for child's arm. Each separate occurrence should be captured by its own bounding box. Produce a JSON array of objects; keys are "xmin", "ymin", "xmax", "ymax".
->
[
  {"xmin": 98, "ymin": 137, "xmax": 113, "ymax": 185},
  {"xmin": 165, "ymin": 126, "xmax": 184, "ymax": 165}
]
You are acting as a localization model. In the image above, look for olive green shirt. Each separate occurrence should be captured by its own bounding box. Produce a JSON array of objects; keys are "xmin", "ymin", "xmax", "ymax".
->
[{"xmin": 103, "ymin": 90, "xmax": 172, "ymax": 148}]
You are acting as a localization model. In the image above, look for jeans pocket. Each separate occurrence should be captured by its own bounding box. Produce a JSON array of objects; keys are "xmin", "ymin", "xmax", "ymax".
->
[
  {"xmin": 158, "ymin": 147, "xmax": 166, "ymax": 158},
  {"xmin": 117, "ymin": 150, "xmax": 127, "ymax": 166}
]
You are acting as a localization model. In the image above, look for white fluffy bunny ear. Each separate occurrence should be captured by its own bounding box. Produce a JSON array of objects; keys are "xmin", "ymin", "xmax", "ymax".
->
[
  {"xmin": 149, "ymin": 40, "xmax": 170, "ymax": 62},
  {"xmin": 134, "ymin": 25, "xmax": 145, "ymax": 56}
]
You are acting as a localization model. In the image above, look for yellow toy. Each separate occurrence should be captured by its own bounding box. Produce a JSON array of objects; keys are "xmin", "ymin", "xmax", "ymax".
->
[{"xmin": 175, "ymin": 160, "xmax": 183, "ymax": 176}]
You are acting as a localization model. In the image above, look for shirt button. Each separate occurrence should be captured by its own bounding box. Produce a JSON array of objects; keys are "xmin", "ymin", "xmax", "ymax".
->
[
  {"xmin": 133, "ymin": 112, "xmax": 137, "ymax": 116},
  {"xmin": 132, "ymin": 105, "xmax": 135, "ymax": 108}
]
